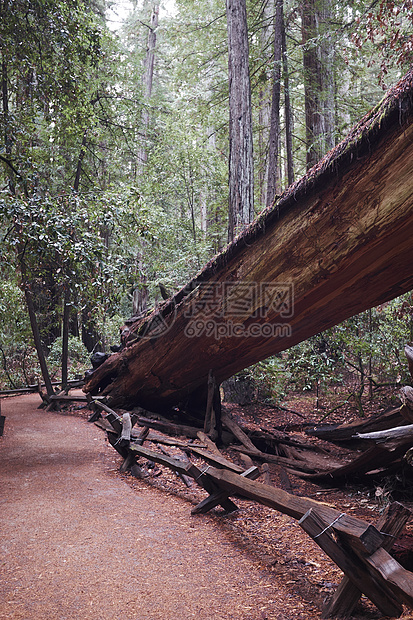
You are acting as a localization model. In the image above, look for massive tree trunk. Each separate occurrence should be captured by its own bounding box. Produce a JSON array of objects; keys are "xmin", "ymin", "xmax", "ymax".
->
[
  {"xmin": 85, "ymin": 71, "xmax": 413, "ymax": 415},
  {"xmin": 226, "ymin": 0, "xmax": 254, "ymax": 242}
]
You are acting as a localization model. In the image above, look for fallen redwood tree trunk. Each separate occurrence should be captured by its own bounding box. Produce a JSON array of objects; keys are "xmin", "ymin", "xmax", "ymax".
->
[{"xmin": 85, "ymin": 69, "xmax": 413, "ymax": 413}]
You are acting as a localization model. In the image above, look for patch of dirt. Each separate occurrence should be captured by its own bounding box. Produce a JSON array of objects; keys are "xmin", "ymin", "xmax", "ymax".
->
[{"xmin": 2, "ymin": 392, "xmax": 413, "ymax": 619}]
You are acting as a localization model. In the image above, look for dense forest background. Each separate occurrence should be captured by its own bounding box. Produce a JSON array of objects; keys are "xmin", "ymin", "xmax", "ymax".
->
[{"xmin": 1, "ymin": 0, "xmax": 413, "ymax": 413}]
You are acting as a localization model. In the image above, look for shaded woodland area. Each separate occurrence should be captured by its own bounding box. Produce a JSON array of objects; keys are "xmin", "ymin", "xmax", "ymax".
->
[{"xmin": 2, "ymin": 1, "xmax": 413, "ymax": 617}]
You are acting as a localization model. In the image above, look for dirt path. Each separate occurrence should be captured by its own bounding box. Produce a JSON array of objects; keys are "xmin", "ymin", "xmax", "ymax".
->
[{"xmin": 0, "ymin": 393, "xmax": 303, "ymax": 620}]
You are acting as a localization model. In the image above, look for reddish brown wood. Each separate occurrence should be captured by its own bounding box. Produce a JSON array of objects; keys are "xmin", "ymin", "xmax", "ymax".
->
[
  {"xmin": 85, "ymin": 70, "xmax": 413, "ymax": 414},
  {"xmin": 322, "ymin": 501, "xmax": 411, "ymax": 618},
  {"xmin": 300, "ymin": 508, "xmax": 403, "ymax": 617}
]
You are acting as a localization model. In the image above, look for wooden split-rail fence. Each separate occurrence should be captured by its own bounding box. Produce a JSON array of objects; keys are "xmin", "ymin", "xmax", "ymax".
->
[{"xmin": 87, "ymin": 396, "xmax": 413, "ymax": 619}]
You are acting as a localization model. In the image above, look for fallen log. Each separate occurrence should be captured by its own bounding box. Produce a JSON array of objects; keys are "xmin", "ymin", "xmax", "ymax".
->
[
  {"xmin": 84, "ymin": 70, "xmax": 413, "ymax": 414},
  {"xmin": 356, "ymin": 424, "xmax": 413, "ymax": 444},
  {"xmin": 232, "ymin": 444, "xmax": 344, "ymax": 474},
  {"xmin": 306, "ymin": 407, "xmax": 406, "ymax": 442},
  {"xmin": 297, "ymin": 444, "xmax": 410, "ymax": 481}
]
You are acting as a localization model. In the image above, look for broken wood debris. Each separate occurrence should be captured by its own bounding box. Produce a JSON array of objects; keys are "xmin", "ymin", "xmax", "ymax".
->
[{"xmin": 87, "ymin": 396, "xmax": 413, "ymax": 618}]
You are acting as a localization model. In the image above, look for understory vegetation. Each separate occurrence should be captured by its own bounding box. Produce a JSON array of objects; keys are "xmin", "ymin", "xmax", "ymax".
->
[{"xmin": 1, "ymin": 0, "xmax": 412, "ymax": 413}]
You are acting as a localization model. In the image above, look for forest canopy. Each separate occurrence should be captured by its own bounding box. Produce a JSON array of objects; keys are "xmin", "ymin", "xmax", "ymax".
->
[{"xmin": 1, "ymin": 0, "xmax": 413, "ymax": 411}]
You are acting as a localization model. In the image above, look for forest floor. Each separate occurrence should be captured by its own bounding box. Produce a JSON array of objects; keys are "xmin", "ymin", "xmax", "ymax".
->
[{"xmin": 2, "ymin": 391, "xmax": 413, "ymax": 619}]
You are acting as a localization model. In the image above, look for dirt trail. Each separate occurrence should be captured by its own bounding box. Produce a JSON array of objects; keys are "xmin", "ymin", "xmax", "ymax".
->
[{"xmin": 0, "ymin": 393, "xmax": 299, "ymax": 620}]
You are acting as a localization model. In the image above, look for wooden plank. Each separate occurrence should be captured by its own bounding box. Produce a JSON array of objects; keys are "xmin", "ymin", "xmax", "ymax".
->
[
  {"xmin": 128, "ymin": 443, "xmax": 238, "ymax": 512},
  {"xmin": 323, "ymin": 501, "xmax": 411, "ymax": 618},
  {"xmin": 94, "ymin": 401, "xmax": 122, "ymax": 434},
  {"xmin": 262, "ymin": 463, "xmax": 271, "ymax": 485},
  {"xmin": 186, "ymin": 445, "xmax": 244, "ymax": 473},
  {"xmin": 106, "ymin": 430, "xmax": 129, "ymax": 459},
  {"xmin": 299, "ymin": 508, "xmax": 403, "ymax": 617},
  {"xmin": 49, "ymin": 394, "xmax": 88, "ymax": 402},
  {"xmin": 119, "ymin": 451, "xmax": 143, "ymax": 478},
  {"xmin": 192, "ymin": 466, "xmax": 260, "ymax": 515},
  {"xmin": 221, "ymin": 413, "xmax": 260, "ymax": 454},
  {"xmin": 120, "ymin": 412, "xmax": 132, "ymax": 446},
  {"xmin": 136, "ymin": 430, "xmax": 205, "ymax": 448},
  {"xmin": 365, "ymin": 547, "xmax": 413, "ymax": 608},
  {"xmin": 94, "ymin": 418, "xmax": 115, "ymax": 433},
  {"xmin": 196, "ymin": 431, "xmax": 223, "ymax": 457},
  {"xmin": 204, "ymin": 466, "xmax": 385, "ymax": 554},
  {"xmin": 135, "ymin": 416, "xmax": 203, "ymax": 440}
]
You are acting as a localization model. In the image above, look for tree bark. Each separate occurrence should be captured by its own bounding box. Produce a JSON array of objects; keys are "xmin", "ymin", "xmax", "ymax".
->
[
  {"xmin": 19, "ymin": 257, "xmax": 54, "ymax": 397},
  {"xmin": 266, "ymin": 0, "xmax": 283, "ymax": 207},
  {"xmin": 1, "ymin": 18, "xmax": 14, "ymax": 193},
  {"xmin": 61, "ymin": 291, "xmax": 70, "ymax": 389},
  {"xmin": 226, "ymin": 0, "xmax": 254, "ymax": 242},
  {"xmin": 84, "ymin": 72, "xmax": 413, "ymax": 414},
  {"xmin": 302, "ymin": 0, "xmax": 335, "ymax": 170},
  {"xmin": 282, "ymin": 13, "xmax": 294, "ymax": 186},
  {"xmin": 138, "ymin": 4, "xmax": 159, "ymax": 171}
]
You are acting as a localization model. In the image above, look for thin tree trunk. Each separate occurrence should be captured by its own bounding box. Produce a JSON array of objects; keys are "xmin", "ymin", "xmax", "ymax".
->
[
  {"xmin": 302, "ymin": 0, "xmax": 321, "ymax": 169},
  {"xmin": 226, "ymin": 0, "xmax": 254, "ymax": 242},
  {"xmin": 19, "ymin": 255, "xmax": 53, "ymax": 397},
  {"xmin": 134, "ymin": 5, "xmax": 159, "ymax": 313},
  {"xmin": 61, "ymin": 291, "xmax": 70, "ymax": 389},
  {"xmin": 1, "ymin": 27, "xmax": 14, "ymax": 192},
  {"xmin": 320, "ymin": 0, "xmax": 335, "ymax": 152},
  {"xmin": 73, "ymin": 130, "xmax": 88, "ymax": 192},
  {"xmin": 266, "ymin": 0, "xmax": 283, "ymax": 207},
  {"xmin": 132, "ymin": 238, "xmax": 148, "ymax": 316}
]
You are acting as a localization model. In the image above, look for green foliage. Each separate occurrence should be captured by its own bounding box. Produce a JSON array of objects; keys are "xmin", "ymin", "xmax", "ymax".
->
[
  {"xmin": 246, "ymin": 294, "xmax": 413, "ymax": 410},
  {"xmin": 245, "ymin": 356, "xmax": 292, "ymax": 403},
  {"xmin": 1, "ymin": 0, "xmax": 413, "ymax": 399},
  {"xmin": 47, "ymin": 335, "xmax": 90, "ymax": 379},
  {"xmin": 0, "ymin": 279, "xmax": 37, "ymax": 388}
]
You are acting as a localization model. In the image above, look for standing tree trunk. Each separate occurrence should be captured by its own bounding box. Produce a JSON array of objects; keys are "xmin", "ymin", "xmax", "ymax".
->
[
  {"xmin": 257, "ymin": 0, "xmax": 273, "ymax": 205},
  {"xmin": 18, "ymin": 252, "xmax": 54, "ymax": 397},
  {"xmin": 266, "ymin": 0, "xmax": 283, "ymax": 207},
  {"xmin": 302, "ymin": 0, "xmax": 335, "ymax": 170},
  {"xmin": 61, "ymin": 291, "xmax": 70, "ymax": 389},
  {"xmin": 138, "ymin": 4, "xmax": 159, "ymax": 171},
  {"xmin": 226, "ymin": 0, "xmax": 254, "ymax": 242},
  {"xmin": 133, "ymin": 5, "xmax": 159, "ymax": 316},
  {"xmin": 73, "ymin": 130, "xmax": 88, "ymax": 194},
  {"xmin": 282, "ymin": 13, "xmax": 294, "ymax": 186},
  {"xmin": 1, "ymin": 16, "xmax": 15, "ymax": 193}
]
